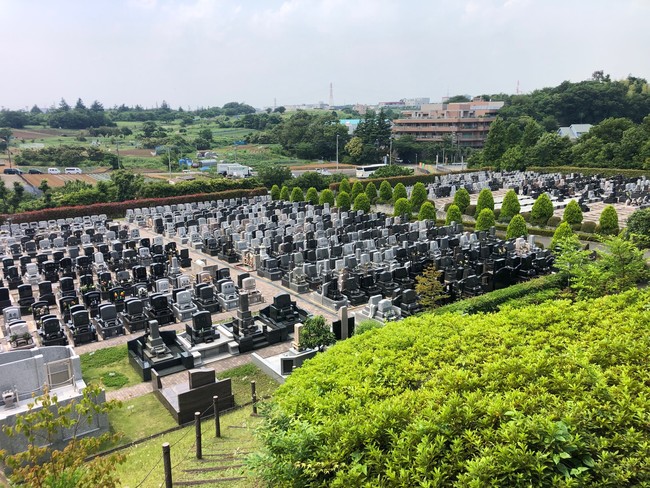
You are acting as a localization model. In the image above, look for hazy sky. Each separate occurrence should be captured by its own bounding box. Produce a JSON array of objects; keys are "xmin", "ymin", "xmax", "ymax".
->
[{"xmin": 2, "ymin": 0, "xmax": 649, "ymax": 110}]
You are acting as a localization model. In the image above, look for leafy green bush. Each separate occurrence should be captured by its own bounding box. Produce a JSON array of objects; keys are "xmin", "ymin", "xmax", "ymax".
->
[
  {"xmin": 505, "ymin": 214, "xmax": 528, "ymax": 239},
  {"xmin": 530, "ymin": 193, "xmax": 554, "ymax": 226},
  {"xmin": 409, "ymin": 182, "xmax": 427, "ymax": 210},
  {"xmin": 521, "ymin": 211, "xmax": 531, "ymax": 222},
  {"xmin": 550, "ymin": 221, "xmax": 575, "ymax": 250},
  {"xmin": 563, "ymin": 200, "xmax": 583, "ymax": 225},
  {"xmin": 336, "ymin": 191, "xmax": 351, "ymax": 210},
  {"xmin": 339, "ymin": 178, "xmax": 351, "ymax": 194},
  {"xmin": 319, "ymin": 189, "xmax": 335, "ymax": 206},
  {"xmin": 353, "ymin": 193, "xmax": 371, "ymax": 213},
  {"xmin": 351, "ymin": 181, "xmax": 364, "ymax": 202},
  {"xmin": 624, "ymin": 207, "xmax": 650, "ymax": 248},
  {"xmin": 270, "ymin": 184, "xmax": 280, "ymax": 200},
  {"xmin": 547, "ymin": 216, "xmax": 562, "ymax": 227},
  {"xmin": 290, "ymin": 186, "xmax": 304, "ymax": 202},
  {"xmin": 445, "ymin": 204, "xmax": 463, "ymax": 225},
  {"xmin": 255, "ymin": 284, "xmax": 648, "ymax": 487},
  {"xmin": 580, "ymin": 221, "xmax": 597, "ymax": 234},
  {"xmin": 475, "ymin": 208, "xmax": 496, "ymax": 231},
  {"xmin": 453, "ymin": 187, "xmax": 470, "ymax": 213},
  {"xmin": 279, "ymin": 186, "xmax": 290, "ymax": 201},
  {"xmin": 393, "ymin": 198, "xmax": 412, "ymax": 218},
  {"xmin": 392, "ymin": 183, "xmax": 407, "ymax": 202},
  {"xmin": 305, "ymin": 187, "xmax": 319, "ymax": 205},
  {"xmin": 464, "ymin": 204, "xmax": 477, "ymax": 217},
  {"xmin": 364, "ymin": 182, "xmax": 377, "ymax": 203},
  {"xmin": 371, "ymin": 165, "xmax": 413, "ymax": 178},
  {"xmin": 354, "ymin": 319, "xmax": 383, "ymax": 335},
  {"xmin": 499, "ymin": 189, "xmax": 521, "ymax": 222},
  {"xmin": 417, "ymin": 201, "xmax": 436, "ymax": 221},
  {"xmin": 378, "ymin": 181, "xmax": 392, "ymax": 203},
  {"xmin": 599, "ymin": 205, "xmax": 619, "ymax": 235},
  {"xmin": 475, "ymin": 188, "xmax": 494, "ymax": 216}
]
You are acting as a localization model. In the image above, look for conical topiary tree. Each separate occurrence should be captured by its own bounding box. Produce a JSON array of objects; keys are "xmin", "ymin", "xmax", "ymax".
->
[
  {"xmin": 445, "ymin": 204, "xmax": 463, "ymax": 225},
  {"xmin": 290, "ymin": 186, "xmax": 304, "ymax": 202},
  {"xmin": 599, "ymin": 205, "xmax": 619, "ymax": 235},
  {"xmin": 475, "ymin": 188, "xmax": 494, "ymax": 216},
  {"xmin": 336, "ymin": 191, "xmax": 351, "ymax": 210},
  {"xmin": 306, "ymin": 187, "xmax": 319, "ymax": 205},
  {"xmin": 506, "ymin": 214, "xmax": 528, "ymax": 239},
  {"xmin": 475, "ymin": 208, "xmax": 496, "ymax": 231},
  {"xmin": 393, "ymin": 183, "xmax": 407, "ymax": 202},
  {"xmin": 453, "ymin": 187, "xmax": 470, "ymax": 214},
  {"xmin": 500, "ymin": 189, "xmax": 520, "ymax": 222},
  {"xmin": 353, "ymin": 193, "xmax": 371, "ymax": 213},
  {"xmin": 393, "ymin": 198, "xmax": 412, "ymax": 218},
  {"xmin": 550, "ymin": 221, "xmax": 575, "ymax": 250},
  {"xmin": 319, "ymin": 189, "xmax": 335, "ymax": 206},
  {"xmin": 280, "ymin": 185, "xmax": 290, "ymax": 201},
  {"xmin": 418, "ymin": 201, "xmax": 436, "ymax": 221},
  {"xmin": 270, "ymin": 184, "xmax": 280, "ymax": 200},
  {"xmin": 410, "ymin": 182, "xmax": 427, "ymax": 211},
  {"xmin": 339, "ymin": 178, "xmax": 351, "ymax": 194},
  {"xmin": 563, "ymin": 200, "xmax": 583, "ymax": 225},
  {"xmin": 530, "ymin": 193, "xmax": 554, "ymax": 226},
  {"xmin": 379, "ymin": 180, "xmax": 392, "ymax": 203},
  {"xmin": 351, "ymin": 181, "xmax": 364, "ymax": 202},
  {"xmin": 365, "ymin": 182, "xmax": 378, "ymax": 203}
]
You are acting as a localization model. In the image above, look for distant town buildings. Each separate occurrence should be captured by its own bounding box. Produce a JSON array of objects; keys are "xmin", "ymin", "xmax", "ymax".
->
[
  {"xmin": 391, "ymin": 98, "xmax": 505, "ymax": 148},
  {"xmin": 557, "ymin": 124, "xmax": 593, "ymax": 140}
]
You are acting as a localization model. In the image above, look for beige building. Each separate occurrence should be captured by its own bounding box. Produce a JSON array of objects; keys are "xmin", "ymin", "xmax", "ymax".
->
[{"xmin": 392, "ymin": 98, "xmax": 504, "ymax": 148}]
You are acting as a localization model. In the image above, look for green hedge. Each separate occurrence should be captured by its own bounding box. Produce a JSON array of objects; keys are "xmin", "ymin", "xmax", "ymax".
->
[
  {"xmin": 434, "ymin": 273, "xmax": 564, "ymax": 315},
  {"xmin": 0, "ymin": 187, "xmax": 268, "ymax": 224}
]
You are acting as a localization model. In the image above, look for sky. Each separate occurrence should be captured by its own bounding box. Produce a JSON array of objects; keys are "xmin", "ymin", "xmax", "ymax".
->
[{"xmin": 1, "ymin": 0, "xmax": 649, "ymax": 111}]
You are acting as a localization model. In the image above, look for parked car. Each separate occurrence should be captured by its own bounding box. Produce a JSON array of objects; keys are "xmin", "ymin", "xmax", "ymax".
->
[
  {"xmin": 3, "ymin": 168, "xmax": 23, "ymax": 175},
  {"xmin": 28, "ymin": 169, "xmax": 43, "ymax": 174},
  {"xmin": 64, "ymin": 167, "xmax": 82, "ymax": 174},
  {"xmin": 48, "ymin": 168, "xmax": 61, "ymax": 174}
]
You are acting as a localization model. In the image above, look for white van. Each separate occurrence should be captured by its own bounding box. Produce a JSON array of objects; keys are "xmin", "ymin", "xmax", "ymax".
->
[
  {"xmin": 47, "ymin": 167, "xmax": 61, "ymax": 174},
  {"xmin": 64, "ymin": 167, "xmax": 82, "ymax": 174}
]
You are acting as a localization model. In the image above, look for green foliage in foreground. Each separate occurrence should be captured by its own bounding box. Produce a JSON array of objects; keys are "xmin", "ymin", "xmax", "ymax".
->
[{"xmin": 253, "ymin": 288, "xmax": 650, "ymax": 487}]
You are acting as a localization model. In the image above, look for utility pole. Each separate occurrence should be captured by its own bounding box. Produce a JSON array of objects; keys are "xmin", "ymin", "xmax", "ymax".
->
[
  {"xmin": 336, "ymin": 134, "xmax": 339, "ymax": 173},
  {"xmin": 167, "ymin": 147, "xmax": 172, "ymax": 181}
]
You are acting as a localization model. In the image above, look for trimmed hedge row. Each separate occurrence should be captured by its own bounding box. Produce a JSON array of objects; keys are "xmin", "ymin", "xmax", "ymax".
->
[
  {"xmin": 0, "ymin": 187, "xmax": 268, "ymax": 224},
  {"xmin": 433, "ymin": 273, "xmax": 564, "ymax": 315},
  {"xmin": 528, "ymin": 166, "xmax": 650, "ymax": 178}
]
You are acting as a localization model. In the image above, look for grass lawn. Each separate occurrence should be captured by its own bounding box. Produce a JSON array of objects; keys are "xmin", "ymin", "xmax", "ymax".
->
[
  {"xmin": 80, "ymin": 344, "xmax": 142, "ymax": 391},
  {"xmin": 115, "ymin": 407, "xmax": 264, "ymax": 488},
  {"xmin": 106, "ymin": 393, "xmax": 178, "ymax": 447},
  {"xmin": 219, "ymin": 363, "xmax": 279, "ymax": 405}
]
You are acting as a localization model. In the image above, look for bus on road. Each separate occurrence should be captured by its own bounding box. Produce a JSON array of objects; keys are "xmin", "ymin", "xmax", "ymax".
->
[{"xmin": 355, "ymin": 164, "xmax": 387, "ymax": 179}]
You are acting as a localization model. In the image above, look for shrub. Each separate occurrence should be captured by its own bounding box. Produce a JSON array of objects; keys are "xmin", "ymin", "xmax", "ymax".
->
[
  {"xmin": 550, "ymin": 221, "xmax": 575, "ymax": 250},
  {"xmin": 393, "ymin": 198, "xmax": 412, "ymax": 218},
  {"xmin": 339, "ymin": 178, "xmax": 351, "ymax": 194},
  {"xmin": 371, "ymin": 165, "xmax": 413, "ymax": 178},
  {"xmin": 417, "ymin": 201, "xmax": 436, "ymax": 221},
  {"xmin": 445, "ymin": 204, "xmax": 463, "ymax": 225},
  {"xmin": 521, "ymin": 211, "xmax": 531, "ymax": 222},
  {"xmin": 255, "ymin": 283, "xmax": 648, "ymax": 487},
  {"xmin": 305, "ymin": 187, "xmax": 319, "ymax": 205},
  {"xmin": 319, "ymin": 189, "xmax": 335, "ymax": 206},
  {"xmin": 599, "ymin": 205, "xmax": 619, "ymax": 235},
  {"xmin": 475, "ymin": 208, "xmax": 496, "ymax": 231},
  {"xmin": 530, "ymin": 193, "xmax": 554, "ymax": 226},
  {"xmin": 270, "ymin": 184, "xmax": 280, "ymax": 200},
  {"xmin": 580, "ymin": 221, "xmax": 598, "ymax": 234},
  {"xmin": 563, "ymin": 200, "xmax": 583, "ymax": 225},
  {"xmin": 279, "ymin": 186, "xmax": 290, "ymax": 201},
  {"xmin": 505, "ymin": 214, "xmax": 528, "ymax": 239},
  {"xmin": 464, "ymin": 204, "xmax": 476, "ymax": 217},
  {"xmin": 336, "ymin": 191, "xmax": 351, "ymax": 210},
  {"xmin": 290, "ymin": 187, "xmax": 304, "ymax": 202},
  {"xmin": 354, "ymin": 320, "xmax": 383, "ymax": 335},
  {"xmin": 409, "ymin": 182, "xmax": 427, "ymax": 210},
  {"xmin": 475, "ymin": 188, "xmax": 494, "ymax": 216},
  {"xmin": 351, "ymin": 181, "xmax": 364, "ymax": 202},
  {"xmin": 364, "ymin": 182, "xmax": 377, "ymax": 203},
  {"xmin": 547, "ymin": 216, "xmax": 562, "ymax": 227},
  {"xmin": 493, "ymin": 208, "xmax": 501, "ymax": 220},
  {"xmin": 452, "ymin": 187, "xmax": 470, "ymax": 213},
  {"xmin": 392, "ymin": 183, "xmax": 407, "ymax": 202},
  {"xmin": 378, "ymin": 181, "xmax": 392, "ymax": 202},
  {"xmin": 571, "ymin": 223, "xmax": 582, "ymax": 231},
  {"xmin": 499, "ymin": 189, "xmax": 520, "ymax": 222},
  {"xmin": 624, "ymin": 207, "xmax": 650, "ymax": 248},
  {"xmin": 353, "ymin": 193, "xmax": 371, "ymax": 213}
]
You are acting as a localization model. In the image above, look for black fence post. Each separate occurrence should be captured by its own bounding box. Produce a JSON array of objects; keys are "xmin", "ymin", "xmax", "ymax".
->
[
  {"xmin": 195, "ymin": 411, "xmax": 202, "ymax": 460},
  {"xmin": 251, "ymin": 380, "xmax": 258, "ymax": 414},
  {"xmin": 163, "ymin": 442, "xmax": 172, "ymax": 488},
  {"xmin": 213, "ymin": 395, "xmax": 221, "ymax": 438}
]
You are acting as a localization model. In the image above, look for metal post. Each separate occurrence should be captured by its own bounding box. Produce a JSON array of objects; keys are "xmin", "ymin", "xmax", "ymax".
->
[
  {"xmin": 251, "ymin": 380, "xmax": 258, "ymax": 414},
  {"xmin": 195, "ymin": 411, "xmax": 202, "ymax": 459},
  {"xmin": 213, "ymin": 395, "xmax": 221, "ymax": 438},
  {"xmin": 162, "ymin": 442, "xmax": 172, "ymax": 488},
  {"xmin": 167, "ymin": 147, "xmax": 172, "ymax": 180},
  {"xmin": 336, "ymin": 134, "xmax": 339, "ymax": 173}
]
